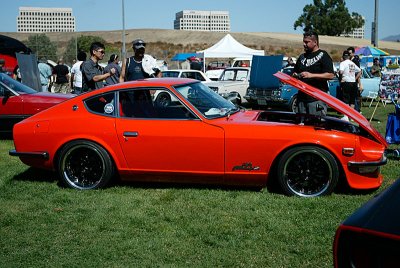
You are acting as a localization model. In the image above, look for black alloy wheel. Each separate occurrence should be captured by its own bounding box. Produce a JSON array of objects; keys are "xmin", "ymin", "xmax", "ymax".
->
[
  {"xmin": 58, "ymin": 140, "xmax": 114, "ymax": 190},
  {"xmin": 277, "ymin": 146, "xmax": 339, "ymax": 197}
]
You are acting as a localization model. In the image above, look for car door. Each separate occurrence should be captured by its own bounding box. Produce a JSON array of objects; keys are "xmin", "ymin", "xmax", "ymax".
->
[
  {"xmin": 115, "ymin": 88, "xmax": 225, "ymax": 183},
  {"xmin": 360, "ymin": 69, "xmax": 380, "ymax": 97},
  {"xmin": 0, "ymin": 84, "xmax": 24, "ymax": 132}
]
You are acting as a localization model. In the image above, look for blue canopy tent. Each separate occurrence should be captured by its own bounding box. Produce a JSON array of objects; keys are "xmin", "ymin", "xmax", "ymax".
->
[{"xmin": 171, "ymin": 53, "xmax": 203, "ymax": 61}]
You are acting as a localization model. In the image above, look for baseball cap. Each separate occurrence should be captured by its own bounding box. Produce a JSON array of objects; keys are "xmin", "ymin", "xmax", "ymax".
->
[
  {"xmin": 132, "ymin": 39, "xmax": 146, "ymax": 49},
  {"xmin": 342, "ymin": 51, "xmax": 350, "ymax": 58}
]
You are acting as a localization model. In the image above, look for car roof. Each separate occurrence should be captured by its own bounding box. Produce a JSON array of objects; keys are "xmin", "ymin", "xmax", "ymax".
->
[
  {"xmin": 88, "ymin": 78, "xmax": 197, "ymax": 95},
  {"xmin": 163, "ymin": 69, "xmax": 203, "ymax": 73}
]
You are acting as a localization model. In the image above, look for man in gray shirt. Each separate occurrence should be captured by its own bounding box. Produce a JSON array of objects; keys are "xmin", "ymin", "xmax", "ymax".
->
[{"xmin": 81, "ymin": 42, "xmax": 116, "ymax": 91}]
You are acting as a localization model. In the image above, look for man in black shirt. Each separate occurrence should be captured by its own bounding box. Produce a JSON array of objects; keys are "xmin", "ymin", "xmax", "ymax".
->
[
  {"xmin": 293, "ymin": 30, "xmax": 334, "ymax": 116},
  {"xmin": 119, "ymin": 39, "xmax": 161, "ymax": 82},
  {"xmin": 53, "ymin": 59, "xmax": 70, "ymax": 94},
  {"xmin": 81, "ymin": 42, "xmax": 116, "ymax": 91}
]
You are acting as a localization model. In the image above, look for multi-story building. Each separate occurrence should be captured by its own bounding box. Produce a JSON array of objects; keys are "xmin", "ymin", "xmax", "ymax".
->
[
  {"xmin": 17, "ymin": 7, "xmax": 76, "ymax": 33},
  {"xmin": 174, "ymin": 10, "xmax": 230, "ymax": 32},
  {"xmin": 340, "ymin": 17, "xmax": 365, "ymax": 39}
]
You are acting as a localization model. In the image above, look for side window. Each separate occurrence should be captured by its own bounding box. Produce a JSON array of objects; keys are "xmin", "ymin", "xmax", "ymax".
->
[
  {"xmin": 119, "ymin": 88, "xmax": 197, "ymax": 120},
  {"xmin": 236, "ymin": 70, "xmax": 248, "ymax": 81},
  {"xmin": 85, "ymin": 92, "xmax": 116, "ymax": 116},
  {"xmin": 186, "ymin": 72, "xmax": 197, "ymax": 80},
  {"xmin": 194, "ymin": 73, "xmax": 205, "ymax": 81}
]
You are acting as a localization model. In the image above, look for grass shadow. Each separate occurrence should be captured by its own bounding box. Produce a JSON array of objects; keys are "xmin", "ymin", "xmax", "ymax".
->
[
  {"xmin": 12, "ymin": 167, "xmax": 59, "ymax": 183},
  {"xmin": 116, "ymin": 179, "xmax": 260, "ymax": 193}
]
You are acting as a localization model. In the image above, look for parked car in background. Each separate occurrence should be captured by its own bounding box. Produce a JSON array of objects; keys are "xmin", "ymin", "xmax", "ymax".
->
[
  {"xmin": 157, "ymin": 69, "xmax": 212, "ymax": 106},
  {"xmin": 0, "ymin": 73, "xmax": 74, "ymax": 135},
  {"xmin": 232, "ymin": 57, "xmax": 252, "ymax": 67},
  {"xmin": 161, "ymin": 69, "xmax": 211, "ymax": 82},
  {"xmin": 206, "ymin": 61, "xmax": 228, "ymax": 71},
  {"xmin": 206, "ymin": 67, "xmax": 250, "ymax": 105},
  {"xmin": 334, "ymin": 178, "xmax": 400, "ymax": 267},
  {"xmin": 10, "ymin": 73, "xmax": 387, "ymax": 197},
  {"xmin": 267, "ymin": 68, "xmax": 380, "ymax": 112}
]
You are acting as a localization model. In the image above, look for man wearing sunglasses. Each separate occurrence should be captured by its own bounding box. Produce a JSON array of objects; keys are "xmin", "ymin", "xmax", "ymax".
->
[
  {"xmin": 81, "ymin": 42, "xmax": 116, "ymax": 91},
  {"xmin": 120, "ymin": 39, "xmax": 161, "ymax": 82}
]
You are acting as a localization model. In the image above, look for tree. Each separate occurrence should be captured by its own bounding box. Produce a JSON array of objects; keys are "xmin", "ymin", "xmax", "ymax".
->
[
  {"xmin": 294, "ymin": 0, "xmax": 364, "ymax": 36},
  {"xmin": 25, "ymin": 34, "xmax": 57, "ymax": 61},
  {"xmin": 63, "ymin": 35, "xmax": 108, "ymax": 64}
]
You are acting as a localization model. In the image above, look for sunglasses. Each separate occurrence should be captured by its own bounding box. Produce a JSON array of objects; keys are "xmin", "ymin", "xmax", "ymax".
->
[{"xmin": 96, "ymin": 50, "xmax": 105, "ymax": 54}]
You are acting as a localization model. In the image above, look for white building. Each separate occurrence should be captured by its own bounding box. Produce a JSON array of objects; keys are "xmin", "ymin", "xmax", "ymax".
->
[
  {"xmin": 174, "ymin": 10, "xmax": 230, "ymax": 32},
  {"xmin": 340, "ymin": 17, "xmax": 365, "ymax": 39},
  {"xmin": 17, "ymin": 7, "xmax": 76, "ymax": 33}
]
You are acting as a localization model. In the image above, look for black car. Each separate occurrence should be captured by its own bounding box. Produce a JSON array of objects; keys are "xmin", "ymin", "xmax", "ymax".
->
[{"xmin": 333, "ymin": 179, "xmax": 400, "ymax": 267}]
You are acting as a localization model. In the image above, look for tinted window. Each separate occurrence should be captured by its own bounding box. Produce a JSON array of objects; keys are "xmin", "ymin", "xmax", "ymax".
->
[
  {"xmin": 119, "ymin": 88, "xmax": 197, "ymax": 119},
  {"xmin": 85, "ymin": 92, "xmax": 116, "ymax": 116},
  {"xmin": 162, "ymin": 71, "xmax": 179, "ymax": 78}
]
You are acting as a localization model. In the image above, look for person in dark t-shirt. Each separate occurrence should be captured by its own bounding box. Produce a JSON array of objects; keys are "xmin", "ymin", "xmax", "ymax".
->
[
  {"xmin": 293, "ymin": 30, "xmax": 334, "ymax": 116},
  {"xmin": 53, "ymin": 58, "xmax": 70, "ymax": 94},
  {"xmin": 81, "ymin": 42, "xmax": 116, "ymax": 91},
  {"xmin": 119, "ymin": 39, "xmax": 161, "ymax": 82}
]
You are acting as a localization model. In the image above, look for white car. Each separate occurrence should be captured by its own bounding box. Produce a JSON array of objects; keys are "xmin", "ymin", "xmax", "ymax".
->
[
  {"xmin": 161, "ymin": 69, "xmax": 211, "ymax": 82},
  {"xmin": 206, "ymin": 67, "xmax": 251, "ymax": 105},
  {"xmin": 155, "ymin": 69, "xmax": 212, "ymax": 107}
]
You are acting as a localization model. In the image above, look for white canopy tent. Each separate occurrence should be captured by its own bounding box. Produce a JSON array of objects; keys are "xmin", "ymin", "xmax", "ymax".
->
[{"xmin": 197, "ymin": 34, "xmax": 264, "ymax": 60}]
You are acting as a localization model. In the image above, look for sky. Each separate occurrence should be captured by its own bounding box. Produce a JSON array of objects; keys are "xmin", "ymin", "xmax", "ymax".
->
[{"xmin": 0, "ymin": 0, "xmax": 398, "ymax": 40}]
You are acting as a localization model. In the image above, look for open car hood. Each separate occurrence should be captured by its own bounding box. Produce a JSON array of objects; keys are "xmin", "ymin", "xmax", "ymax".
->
[{"xmin": 274, "ymin": 72, "xmax": 388, "ymax": 147}]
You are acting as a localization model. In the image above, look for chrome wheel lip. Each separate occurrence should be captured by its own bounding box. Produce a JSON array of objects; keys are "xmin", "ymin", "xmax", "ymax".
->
[
  {"xmin": 61, "ymin": 144, "xmax": 106, "ymax": 190},
  {"xmin": 283, "ymin": 149, "xmax": 333, "ymax": 197}
]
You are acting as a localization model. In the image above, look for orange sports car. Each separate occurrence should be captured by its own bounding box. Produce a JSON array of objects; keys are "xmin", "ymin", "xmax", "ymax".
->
[{"xmin": 9, "ymin": 72, "xmax": 388, "ymax": 197}]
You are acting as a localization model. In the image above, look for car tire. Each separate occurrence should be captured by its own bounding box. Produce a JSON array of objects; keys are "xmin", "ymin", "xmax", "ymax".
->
[
  {"xmin": 276, "ymin": 146, "xmax": 339, "ymax": 197},
  {"xmin": 155, "ymin": 92, "xmax": 171, "ymax": 107},
  {"xmin": 58, "ymin": 140, "xmax": 115, "ymax": 190},
  {"xmin": 290, "ymin": 95, "xmax": 297, "ymax": 112}
]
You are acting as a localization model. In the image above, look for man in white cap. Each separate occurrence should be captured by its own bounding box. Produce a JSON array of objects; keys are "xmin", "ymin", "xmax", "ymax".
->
[{"xmin": 120, "ymin": 39, "xmax": 161, "ymax": 82}]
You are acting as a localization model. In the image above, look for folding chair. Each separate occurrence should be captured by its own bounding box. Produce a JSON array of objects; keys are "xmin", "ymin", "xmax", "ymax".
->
[{"xmin": 366, "ymin": 91, "xmax": 378, "ymax": 107}]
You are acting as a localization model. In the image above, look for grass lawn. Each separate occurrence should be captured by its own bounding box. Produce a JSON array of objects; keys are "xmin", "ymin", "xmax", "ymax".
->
[{"xmin": 0, "ymin": 101, "xmax": 398, "ymax": 267}]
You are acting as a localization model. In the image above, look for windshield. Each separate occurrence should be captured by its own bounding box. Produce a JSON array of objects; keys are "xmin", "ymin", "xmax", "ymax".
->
[
  {"xmin": 0, "ymin": 73, "xmax": 36, "ymax": 94},
  {"xmin": 162, "ymin": 71, "xmax": 180, "ymax": 78},
  {"xmin": 220, "ymin": 69, "xmax": 249, "ymax": 81},
  {"xmin": 174, "ymin": 82, "xmax": 238, "ymax": 119}
]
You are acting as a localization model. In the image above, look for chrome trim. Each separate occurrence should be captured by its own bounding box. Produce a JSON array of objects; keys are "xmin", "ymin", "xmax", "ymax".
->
[
  {"xmin": 9, "ymin": 149, "xmax": 49, "ymax": 160},
  {"xmin": 123, "ymin": 131, "xmax": 138, "ymax": 137},
  {"xmin": 348, "ymin": 156, "xmax": 387, "ymax": 167}
]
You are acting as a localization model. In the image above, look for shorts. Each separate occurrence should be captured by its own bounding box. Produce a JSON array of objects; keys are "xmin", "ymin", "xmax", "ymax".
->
[
  {"xmin": 297, "ymin": 100, "xmax": 327, "ymax": 116},
  {"xmin": 341, "ymin": 82, "xmax": 357, "ymax": 105}
]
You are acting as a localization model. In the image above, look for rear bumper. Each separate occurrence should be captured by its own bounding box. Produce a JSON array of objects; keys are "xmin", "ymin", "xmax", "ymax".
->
[{"xmin": 9, "ymin": 149, "xmax": 49, "ymax": 160}]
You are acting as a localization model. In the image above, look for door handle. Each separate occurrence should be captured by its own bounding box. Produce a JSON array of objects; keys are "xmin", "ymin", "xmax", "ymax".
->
[{"xmin": 123, "ymin": 131, "xmax": 139, "ymax": 137}]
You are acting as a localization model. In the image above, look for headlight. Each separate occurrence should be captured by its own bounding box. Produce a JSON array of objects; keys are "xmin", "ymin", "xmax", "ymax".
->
[
  {"xmin": 246, "ymin": 88, "xmax": 254, "ymax": 95},
  {"xmin": 272, "ymin": 89, "xmax": 282, "ymax": 98}
]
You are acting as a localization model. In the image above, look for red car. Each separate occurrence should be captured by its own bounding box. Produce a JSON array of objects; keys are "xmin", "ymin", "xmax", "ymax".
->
[
  {"xmin": 0, "ymin": 73, "xmax": 73, "ymax": 135},
  {"xmin": 9, "ymin": 73, "xmax": 387, "ymax": 197}
]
